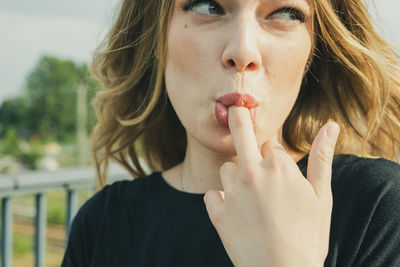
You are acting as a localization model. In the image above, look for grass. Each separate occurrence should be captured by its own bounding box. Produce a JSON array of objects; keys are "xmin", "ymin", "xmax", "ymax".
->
[
  {"xmin": 13, "ymin": 231, "xmax": 33, "ymax": 255},
  {"xmin": 11, "ymin": 188, "xmax": 94, "ymax": 224}
]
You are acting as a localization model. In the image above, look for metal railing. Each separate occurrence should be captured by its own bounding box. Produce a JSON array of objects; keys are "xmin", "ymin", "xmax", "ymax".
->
[{"xmin": 0, "ymin": 164, "xmax": 131, "ymax": 267}]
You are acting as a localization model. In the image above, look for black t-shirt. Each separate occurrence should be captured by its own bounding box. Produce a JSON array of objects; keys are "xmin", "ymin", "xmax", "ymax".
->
[{"xmin": 61, "ymin": 154, "xmax": 400, "ymax": 267}]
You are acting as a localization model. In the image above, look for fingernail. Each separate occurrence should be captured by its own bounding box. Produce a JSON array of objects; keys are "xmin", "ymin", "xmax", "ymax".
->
[{"xmin": 326, "ymin": 123, "xmax": 340, "ymax": 143}]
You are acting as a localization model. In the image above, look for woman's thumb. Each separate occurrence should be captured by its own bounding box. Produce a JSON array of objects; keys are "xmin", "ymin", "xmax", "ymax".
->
[{"xmin": 307, "ymin": 122, "xmax": 340, "ymax": 198}]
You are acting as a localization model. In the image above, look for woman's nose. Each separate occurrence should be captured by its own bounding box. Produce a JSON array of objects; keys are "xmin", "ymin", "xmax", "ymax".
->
[{"xmin": 222, "ymin": 18, "xmax": 262, "ymax": 73}]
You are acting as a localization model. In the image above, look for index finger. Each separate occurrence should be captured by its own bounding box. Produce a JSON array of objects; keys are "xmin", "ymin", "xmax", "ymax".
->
[{"xmin": 228, "ymin": 106, "xmax": 261, "ymax": 169}]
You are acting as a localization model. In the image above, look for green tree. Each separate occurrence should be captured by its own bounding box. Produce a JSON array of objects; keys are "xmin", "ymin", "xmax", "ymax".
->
[
  {"xmin": 0, "ymin": 96, "xmax": 30, "ymax": 137},
  {"xmin": 0, "ymin": 55, "xmax": 101, "ymax": 143},
  {"xmin": 1, "ymin": 128, "xmax": 19, "ymax": 155}
]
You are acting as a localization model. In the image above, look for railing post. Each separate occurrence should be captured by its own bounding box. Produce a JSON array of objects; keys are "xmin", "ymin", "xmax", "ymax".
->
[
  {"xmin": 1, "ymin": 197, "xmax": 13, "ymax": 267},
  {"xmin": 66, "ymin": 189, "xmax": 78, "ymax": 238},
  {"xmin": 34, "ymin": 193, "xmax": 47, "ymax": 267},
  {"xmin": 0, "ymin": 165, "xmax": 127, "ymax": 265}
]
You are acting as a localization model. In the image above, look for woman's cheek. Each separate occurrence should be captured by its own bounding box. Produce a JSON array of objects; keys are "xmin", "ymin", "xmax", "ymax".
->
[{"xmin": 168, "ymin": 26, "xmax": 205, "ymax": 73}]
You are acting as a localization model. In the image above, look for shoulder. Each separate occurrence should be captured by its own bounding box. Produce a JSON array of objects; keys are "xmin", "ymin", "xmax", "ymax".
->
[
  {"xmin": 329, "ymin": 154, "xmax": 400, "ymax": 229},
  {"xmin": 74, "ymin": 172, "xmax": 156, "ymax": 223},
  {"xmin": 62, "ymin": 172, "xmax": 158, "ymax": 265},
  {"xmin": 68, "ymin": 172, "xmax": 160, "ymax": 239},
  {"xmin": 61, "ymin": 174, "xmax": 157, "ymax": 267},
  {"xmin": 331, "ymin": 154, "xmax": 400, "ymax": 193},
  {"xmin": 327, "ymin": 156, "xmax": 400, "ymax": 265}
]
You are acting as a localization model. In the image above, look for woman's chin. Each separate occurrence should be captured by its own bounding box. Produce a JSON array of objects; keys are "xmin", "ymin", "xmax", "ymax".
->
[{"xmin": 198, "ymin": 131, "xmax": 238, "ymax": 156}]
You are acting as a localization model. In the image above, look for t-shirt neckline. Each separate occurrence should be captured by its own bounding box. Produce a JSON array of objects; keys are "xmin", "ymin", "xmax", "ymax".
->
[{"xmin": 152, "ymin": 154, "xmax": 309, "ymax": 203}]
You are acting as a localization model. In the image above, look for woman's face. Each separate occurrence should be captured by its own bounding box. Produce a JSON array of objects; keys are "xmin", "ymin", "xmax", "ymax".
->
[{"xmin": 165, "ymin": 0, "xmax": 314, "ymax": 155}]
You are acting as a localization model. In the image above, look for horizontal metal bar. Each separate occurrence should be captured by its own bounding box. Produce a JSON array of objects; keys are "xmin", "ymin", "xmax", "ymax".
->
[
  {"xmin": 0, "ymin": 161, "xmax": 149, "ymax": 267},
  {"xmin": 0, "ymin": 163, "xmax": 135, "ymax": 198}
]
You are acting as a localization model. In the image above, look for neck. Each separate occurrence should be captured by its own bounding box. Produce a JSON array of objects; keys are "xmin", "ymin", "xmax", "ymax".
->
[{"xmin": 173, "ymin": 134, "xmax": 306, "ymax": 194}]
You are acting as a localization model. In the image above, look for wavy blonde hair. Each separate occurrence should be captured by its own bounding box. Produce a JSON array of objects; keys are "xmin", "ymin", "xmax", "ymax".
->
[{"xmin": 91, "ymin": 0, "xmax": 400, "ymax": 188}]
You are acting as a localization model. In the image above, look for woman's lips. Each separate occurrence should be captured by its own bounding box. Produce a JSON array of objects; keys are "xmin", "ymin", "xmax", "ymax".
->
[{"xmin": 215, "ymin": 92, "xmax": 258, "ymax": 129}]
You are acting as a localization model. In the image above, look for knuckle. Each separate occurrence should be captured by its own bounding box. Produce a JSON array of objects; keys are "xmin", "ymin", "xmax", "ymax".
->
[
  {"xmin": 260, "ymin": 154, "xmax": 287, "ymax": 180},
  {"xmin": 268, "ymin": 153, "xmax": 284, "ymax": 171},
  {"xmin": 239, "ymin": 168, "xmax": 257, "ymax": 186},
  {"xmin": 316, "ymin": 146, "xmax": 333, "ymax": 166},
  {"xmin": 225, "ymin": 189, "xmax": 239, "ymax": 202},
  {"xmin": 262, "ymin": 140, "xmax": 277, "ymax": 151},
  {"xmin": 261, "ymin": 140, "xmax": 287, "ymax": 159},
  {"xmin": 220, "ymin": 162, "xmax": 235, "ymax": 176},
  {"xmin": 272, "ymin": 142, "xmax": 287, "ymax": 153}
]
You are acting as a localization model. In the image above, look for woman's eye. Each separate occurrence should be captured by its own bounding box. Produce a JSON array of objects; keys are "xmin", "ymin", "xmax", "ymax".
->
[
  {"xmin": 183, "ymin": 0, "xmax": 224, "ymax": 15},
  {"xmin": 268, "ymin": 7, "xmax": 306, "ymax": 23}
]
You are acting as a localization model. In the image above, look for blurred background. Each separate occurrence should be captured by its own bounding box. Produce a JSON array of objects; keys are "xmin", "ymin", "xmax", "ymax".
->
[
  {"xmin": 0, "ymin": 0, "xmax": 120, "ymax": 266},
  {"xmin": 0, "ymin": 0, "xmax": 119, "ymax": 173},
  {"xmin": 0, "ymin": 0, "xmax": 399, "ymax": 266}
]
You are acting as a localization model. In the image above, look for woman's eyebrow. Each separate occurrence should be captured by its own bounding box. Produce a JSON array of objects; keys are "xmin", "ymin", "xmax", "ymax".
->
[
  {"xmin": 292, "ymin": 0, "xmax": 311, "ymax": 5},
  {"xmin": 231, "ymin": 0, "xmax": 313, "ymax": 8},
  {"xmin": 274, "ymin": 0, "xmax": 313, "ymax": 7},
  {"xmin": 281, "ymin": 0, "xmax": 314, "ymax": 11}
]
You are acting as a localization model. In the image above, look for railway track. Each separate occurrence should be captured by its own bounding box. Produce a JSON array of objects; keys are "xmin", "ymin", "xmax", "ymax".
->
[{"xmin": 13, "ymin": 216, "xmax": 67, "ymax": 251}]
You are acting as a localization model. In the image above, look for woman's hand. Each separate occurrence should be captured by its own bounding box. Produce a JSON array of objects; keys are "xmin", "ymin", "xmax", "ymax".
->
[{"xmin": 203, "ymin": 107, "xmax": 340, "ymax": 267}]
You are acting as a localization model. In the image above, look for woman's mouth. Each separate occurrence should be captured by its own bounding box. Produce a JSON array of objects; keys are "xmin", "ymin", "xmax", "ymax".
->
[{"xmin": 215, "ymin": 92, "xmax": 258, "ymax": 129}]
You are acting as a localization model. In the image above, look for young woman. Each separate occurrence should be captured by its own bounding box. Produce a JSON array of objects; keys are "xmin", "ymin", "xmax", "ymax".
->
[{"xmin": 62, "ymin": 0, "xmax": 400, "ymax": 266}]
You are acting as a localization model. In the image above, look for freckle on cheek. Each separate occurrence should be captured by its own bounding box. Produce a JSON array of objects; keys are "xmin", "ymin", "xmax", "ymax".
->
[{"xmin": 184, "ymin": 24, "xmax": 188, "ymax": 28}]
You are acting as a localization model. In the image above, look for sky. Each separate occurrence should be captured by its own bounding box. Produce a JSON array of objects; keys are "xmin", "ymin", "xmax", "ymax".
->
[
  {"xmin": 0, "ymin": 0, "xmax": 119, "ymax": 103},
  {"xmin": 0, "ymin": 0, "xmax": 399, "ymax": 104}
]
